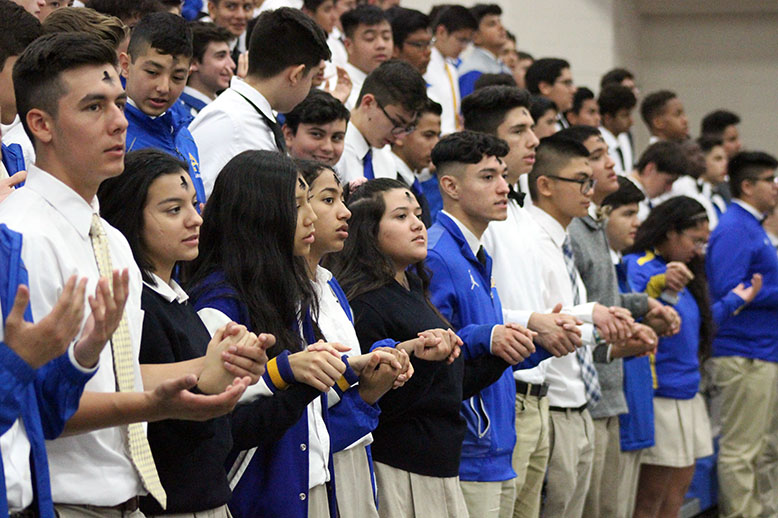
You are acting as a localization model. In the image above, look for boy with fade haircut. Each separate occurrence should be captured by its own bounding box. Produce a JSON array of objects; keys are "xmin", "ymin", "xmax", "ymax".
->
[
  {"xmin": 457, "ymin": 4, "xmax": 509, "ymax": 99},
  {"xmin": 335, "ymin": 59, "xmax": 427, "ymax": 184},
  {"xmin": 598, "ymin": 84, "xmax": 637, "ymax": 175},
  {"xmin": 282, "ymin": 89, "xmax": 350, "ymax": 167},
  {"xmin": 640, "ymin": 89, "xmax": 688, "ymax": 144},
  {"xmin": 5, "ymin": 31, "xmax": 265, "ymax": 517},
  {"xmin": 389, "ymin": 97, "xmax": 442, "ymax": 227},
  {"xmin": 387, "ymin": 7, "xmax": 432, "ymax": 76},
  {"xmin": 701, "ymin": 109, "xmax": 742, "ymax": 159},
  {"xmin": 626, "ymin": 140, "xmax": 688, "ymax": 221},
  {"xmin": 706, "ymin": 151, "xmax": 778, "ymax": 518},
  {"xmin": 427, "ymin": 130, "xmax": 554, "ymax": 518},
  {"xmin": 191, "ymin": 7, "xmax": 331, "ymax": 197},
  {"xmin": 179, "ymin": 21, "xmax": 235, "ymax": 117},
  {"xmin": 565, "ymin": 87, "xmax": 600, "ymax": 128},
  {"xmin": 0, "ymin": 0, "xmax": 41, "ymax": 170},
  {"xmin": 525, "ymin": 57, "xmax": 576, "ymax": 131},
  {"xmin": 205, "ymin": 0, "xmax": 254, "ymax": 65},
  {"xmin": 340, "ymin": 5, "xmax": 392, "ymax": 109},
  {"xmin": 42, "ymin": 6, "xmax": 128, "ymax": 55},
  {"xmin": 425, "ymin": 5, "xmax": 477, "ymax": 135},
  {"xmin": 121, "ymin": 12, "xmax": 208, "ymax": 207}
]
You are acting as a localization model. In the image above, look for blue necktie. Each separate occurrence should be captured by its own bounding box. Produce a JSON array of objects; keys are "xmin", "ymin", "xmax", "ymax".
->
[{"xmin": 363, "ymin": 148, "xmax": 375, "ymax": 180}]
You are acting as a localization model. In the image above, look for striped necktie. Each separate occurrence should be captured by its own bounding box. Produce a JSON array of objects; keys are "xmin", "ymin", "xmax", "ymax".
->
[{"xmin": 89, "ymin": 214, "xmax": 167, "ymax": 508}]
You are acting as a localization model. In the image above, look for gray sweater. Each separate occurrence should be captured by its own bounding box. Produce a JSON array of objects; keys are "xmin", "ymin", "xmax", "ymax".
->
[{"xmin": 569, "ymin": 214, "xmax": 649, "ymax": 419}]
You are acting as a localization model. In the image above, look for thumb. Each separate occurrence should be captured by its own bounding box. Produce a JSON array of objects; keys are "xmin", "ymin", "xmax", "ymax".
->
[
  {"xmin": 552, "ymin": 303, "xmax": 563, "ymax": 313},
  {"xmin": 7, "ymin": 285, "xmax": 30, "ymax": 325},
  {"xmin": 159, "ymin": 374, "xmax": 198, "ymax": 397}
]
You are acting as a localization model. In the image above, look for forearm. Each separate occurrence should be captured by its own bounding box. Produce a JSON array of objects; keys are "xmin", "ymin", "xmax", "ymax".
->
[
  {"xmin": 140, "ymin": 359, "xmax": 204, "ymax": 390},
  {"xmin": 61, "ymin": 390, "xmax": 161, "ymax": 436}
]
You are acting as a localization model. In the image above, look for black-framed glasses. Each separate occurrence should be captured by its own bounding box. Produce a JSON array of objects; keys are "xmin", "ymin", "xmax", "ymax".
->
[
  {"xmin": 545, "ymin": 174, "xmax": 597, "ymax": 194},
  {"xmin": 404, "ymin": 39, "xmax": 434, "ymax": 50},
  {"xmin": 751, "ymin": 175, "xmax": 778, "ymax": 185},
  {"xmin": 377, "ymin": 102, "xmax": 416, "ymax": 136}
]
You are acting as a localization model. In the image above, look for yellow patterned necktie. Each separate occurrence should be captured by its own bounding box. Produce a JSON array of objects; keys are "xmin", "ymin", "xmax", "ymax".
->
[{"xmin": 89, "ymin": 213, "xmax": 167, "ymax": 509}]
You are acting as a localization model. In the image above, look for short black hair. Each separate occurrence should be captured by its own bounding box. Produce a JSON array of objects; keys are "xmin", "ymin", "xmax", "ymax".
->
[
  {"xmin": 518, "ymin": 50, "xmax": 534, "ymax": 61},
  {"xmin": 529, "ymin": 94, "xmax": 557, "ymax": 123},
  {"xmin": 432, "ymin": 131, "xmax": 508, "ymax": 178},
  {"xmin": 505, "ymin": 30, "xmax": 516, "ymax": 44},
  {"xmin": 600, "ymin": 67, "xmax": 634, "ymax": 89},
  {"xmin": 189, "ymin": 21, "xmax": 233, "ymax": 63},
  {"xmin": 0, "ymin": 0, "xmax": 41, "ymax": 71},
  {"xmin": 700, "ymin": 109, "xmax": 741, "ymax": 137},
  {"xmin": 598, "ymin": 84, "xmax": 636, "ymax": 117},
  {"xmin": 283, "ymin": 89, "xmax": 350, "ymax": 134},
  {"xmin": 303, "ymin": 0, "xmax": 330, "ymax": 11},
  {"xmin": 430, "ymin": 4, "xmax": 477, "ymax": 33},
  {"xmin": 728, "ymin": 151, "xmax": 778, "ymax": 198},
  {"xmin": 636, "ymin": 140, "xmax": 688, "ymax": 177},
  {"xmin": 340, "ymin": 5, "xmax": 389, "ymax": 39},
  {"xmin": 469, "ymin": 4, "xmax": 501, "ymax": 26},
  {"xmin": 697, "ymin": 135, "xmax": 723, "ymax": 154},
  {"xmin": 357, "ymin": 59, "xmax": 428, "ymax": 114},
  {"xmin": 85, "ymin": 0, "xmax": 165, "ymax": 24},
  {"xmin": 525, "ymin": 57, "xmax": 570, "ymax": 95},
  {"xmin": 128, "ymin": 12, "xmax": 193, "ymax": 61},
  {"xmin": 248, "ymin": 7, "xmax": 331, "ymax": 79},
  {"xmin": 601, "ymin": 175, "xmax": 645, "ymax": 210},
  {"xmin": 13, "ymin": 32, "xmax": 117, "ymax": 142},
  {"xmin": 571, "ymin": 86, "xmax": 595, "ymax": 115},
  {"xmin": 555, "ymin": 125, "xmax": 601, "ymax": 147},
  {"xmin": 386, "ymin": 7, "xmax": 430, "ymax": 48},
  {"xmin": 529, "ymin": 134, "xmax": 590, "ymax": 201},
  {"xmin": 462, "ymin": 85, "xmax": 531, "ymax": 136},
  {"xmin": 420, "ymin": 97, "xmax": 443, "ymax": 117},
  {"xmin": 473, "ymin": 73, "xmax": 516, "ymax": 91},
  {"xmin": 640, "ymin": 90, "xmax": 676, "ymax": 128}
]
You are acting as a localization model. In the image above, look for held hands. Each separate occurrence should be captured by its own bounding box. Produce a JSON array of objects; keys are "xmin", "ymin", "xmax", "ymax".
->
[
  {"xmin": 198, "ymin": 323, "xmax": 271, "ymax": 394},
  {"xmin": 732, "ymin": 273, "xmax": 763, "ymax": 306},
  {"xmin": 593, "ymin": 304, "xmax": 634, "ymax": 343},
  {"xmin": 491, "ymin": 323, "xmax": 537, "ymax": 365},
  {"xmin": 354, "ymin": 347, "xmax": 413, "ymax": 403},
  {"xmin": 644, "ymin": 299, "xmax": 681, "ymax": 337},
  {"xmin": 528, "ymin": 303, "xmax": 583, "ymax": 357},
  {"xmin": 289, "ymin": 341, "xmax": 350, "ymax": 392},
  {"xmin": 664, "ymin": 262, "xmax": 695, "ymax": 292},
  {"xmin": 149, "ymin": 373, "xmax": 250, "ymax": 421},
  {"xmin": 401, "ymin": 328, "xmax": 461, "ymax": 363},
  {"xmin": 611, "ymin": 323, "xmax": 658, "ymax": 358}
]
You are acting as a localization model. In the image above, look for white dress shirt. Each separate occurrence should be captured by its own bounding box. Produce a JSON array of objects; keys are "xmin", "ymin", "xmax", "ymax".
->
[
  {"xmin": 527, "ymin": 205, "xmax": 596, "ymax": 408},
  {"xmin": 390, "ymin": 151, "xmax": 415, "ymax": 186},
  {"xmin": 654, "ymin": 175, "xmax": 719, "ymax": 229},
  {"xmin": 0, "ymin": 116, "xmax": 35, "ymax": 168},
  {"xmin": 599, "ymin": 126, "xmax": 633, "ymax": 176},
  {"xmin": 626, "ymin": 173, "xmax": 653, "ymax": 222},
  {"xmin": 343, "ymin": 62, "xmax": 367, "ymax": 111},
  {"xmin": 181, "ymin": 86, "xmax": 213, "ymax": 118},
  {"xmin": 328, "ymin": 28, "xmax": 348, "ymax": 69},
  {"xmin": 424, "ymin": 47, "xmax": 461, "ymax": 135},
  {"xmin": 254, "ymin": 0, "xmax": 301, "ymax": 15},
  {"xmin": 0, "ymin": 165, "xmax": 146, "ymax": 506},
  {"xmin": 335, "ymin": 123, "xmax": 395, "ymax": 184},
  {"xmin": 190, "ymin": 76, "xmax": 278, "ymax": 198}
]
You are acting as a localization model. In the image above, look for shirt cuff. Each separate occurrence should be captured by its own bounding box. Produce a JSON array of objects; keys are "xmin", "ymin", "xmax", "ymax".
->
[
  {"xmin": 67, "ymin": 342, "xmax": 100, "ymax": 374},
  {"xmin": 489, "ymin": 325, "xmax": 497, "ymax": 355},
  {"xmin": 503, "ymin": 308, "xmax": 532, "ymax": 328}
]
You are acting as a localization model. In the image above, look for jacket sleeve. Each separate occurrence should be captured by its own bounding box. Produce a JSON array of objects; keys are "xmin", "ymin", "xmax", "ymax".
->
[
  {"xmin": 0, "ymin": 343, "xmax": 35, "ymax": 433},
  {"xmin": 327, "ymin": 389, "xmax": 380, "ymax": 453},
  {"xmin": 34, "ymin": 349, "xmax": 95, "ymax": 439},
  {"xmin": 462, "ymin": 355, "xmax": 511, "ymax": 400},
  {"xmin": 618, "ymin": 292, "xmax": 650, "ymax": 318}
]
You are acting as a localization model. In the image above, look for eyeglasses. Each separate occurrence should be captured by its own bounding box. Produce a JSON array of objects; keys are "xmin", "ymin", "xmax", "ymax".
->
[
  {"xmin": 377, "ymin": 102, "xmax": 416, "ymax": 136},
  {"xmin": 681, "ymin": 231, "xmax": 708, "ymax": 250},
  {"xmin": 545, "ymin": 174, "xmax": 597, "ymax": 194},
  {"xmin": 404, "ymin": 39, "xmax": 434, "ymax": 50},
  {"xmin": 752, "ymin": 175, "xmax": 778, "ymax": 185}
]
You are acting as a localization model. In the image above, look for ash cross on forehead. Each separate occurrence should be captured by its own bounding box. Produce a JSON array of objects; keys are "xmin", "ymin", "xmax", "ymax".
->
[
  {"xmin": 404, "ymin": 190, "xmax": 412, "ymax": 200},
  {"xmin": 102, "ymin": 70, "xmax": 113, "ymax": 83},
  {"xmin": 180, "ymin": 175, "xmax": 188, "ymax": 188}
]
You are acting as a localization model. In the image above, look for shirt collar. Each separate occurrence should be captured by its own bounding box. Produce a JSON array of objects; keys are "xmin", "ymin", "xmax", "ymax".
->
[
  {"xmin": 528, "ymin": 204, "xmax": 568, "ymax": 248},
  {"xmin": 391, "ymin": 151, "xmax": 416, "ymax": 186},
  {"xmin": 627, "ymin": 173, "xmax": 647, "ymax": 196},
  {"xmin": 127, "ymin": 97, "xmax": 164, "ymax": 120},
  {"xmin": 343, "ymin": 62, "xmax": 368, "ymax": 83},
  {"xmin": 144, "ymin": 273, "xmax": 189, "ymax": 303},
  {"xmin": 230, "ymin": 76, "xmax": 276, "ymax": 123},
  {"xmin": 609, "ymin": 248, "xmax": 622, "ymax": 265},
  {"xmin": 598, "ymin": 125, "xmax": 619, "ymax": 144},
  {"xmin": 587, "ymin": 203, "xmax": 600, "ymax": 221},
  {"xmin": 183, "ymin": 85, "xmax": 214, "ymax": 104},
  {"xmin": 733, "ymin": 199, "xmax": 765, "ymax": 220},
  {"xmin": 440, "ymin": 209, "xmax": 481, "ymax": 256},
  {"xmin": 345, "ymin": 123, "xmax": 371, "ymax": 160},
  {"xmin": 24, "ymin": 164, "xmax": 98, "ymax": 240},
  {"xmin": 473, "ymin": 46, "xmax": 499, "ymax": 62},
  {"xmin": 315, "ymin": 264, "xmax": 333, "ymax": 284}
]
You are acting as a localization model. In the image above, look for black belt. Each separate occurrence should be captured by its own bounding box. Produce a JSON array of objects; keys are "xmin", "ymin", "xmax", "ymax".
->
[
  {"xmin": 108, "ymin": 497, "xmax": 140, "ymax": 513},
  {"xmin": 515, "ymin": 380, "xmax": 548, "ymax": 398},
  {"xmin": 549, "ymin": 403, "xmax": 588, "ymax": 413},
  {"xmin": 10, "ymin": 507, "xmax": 36, "ymax": 518}
]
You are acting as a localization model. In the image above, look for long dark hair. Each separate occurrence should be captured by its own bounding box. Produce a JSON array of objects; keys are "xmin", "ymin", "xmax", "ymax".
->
[
  {"xmin": 98, "ymin": 149, "xmax": 189, "ymax": 284},
  {"xmin": 185, "ymin": 150, "xmax": 316, "ymax": 356},
  {"xmin": 626, "ymin": 196, "xmax": 714, "ymax": 359}
]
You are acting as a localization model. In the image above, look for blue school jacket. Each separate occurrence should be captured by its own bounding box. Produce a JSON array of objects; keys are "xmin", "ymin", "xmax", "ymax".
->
[
  {"xmin": 426, "ymin": 212, "xmax": 550, "ymax": 483},
  {"xmin": 0, "ymin": 225, "xmax": 94, "ymax": 518},
  {"xmin": 706, "ymin": 202, "xmax": 778, "ymax": 362},
  {"xmin": 124, "ymin": 102, "xmax": 207, "ymax": 206}
]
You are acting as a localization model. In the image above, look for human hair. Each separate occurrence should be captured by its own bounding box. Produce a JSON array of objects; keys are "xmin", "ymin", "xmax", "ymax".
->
[
  {"xmin": 295, "ymin": 157, "xmax": 339, "ymax": 187},
  {"xmin": 728, "ymin": 151, "xmax": 778, "ymax": 198},
  {"xmin": 186, "ymin": 150, "xmax": 317, "ymax": 357},
  {"xmin": 505, "ymin": 30, "xmax": 516, "ymax": 44},
  {"xmin": 98, "ymin": 149, "xmax": 189, "ymax": 285},
  {"xmin": 0, "ymin": 0, "xmax": 41, "ymax": 71},
  {"xmin": 696, "ymin": 135, "xmax": 723, "ymax": 154},
  {"xmin": 419, "ymin": 97, "xmax": 443, "ymax": 117},
  {"xmin": 431, "ymin": 130, "xmax": 509, "ymax": 177},
  {"xmin": 303, "ymin": 0, "xmax": 330, "ymax": 11},
  {"xmin": 626, "ymin": 196, "xmax": 713, "ymax": 359},
  {"xmin": 469, "ymin": 3, "xmax": 501, "ymax": 26},
  {"xmin": 635, "ymin": 141, "xmax": 688, "ymax": 177},
  {"xmin": 430, "ymin": 4, "xmax": 477, "ymax": 32},
  {"xmin": 13, "ymin": 32, "xmax": 117, "ymax": 142},
  {"xmin": 84, "ymin": 0, "xmax": 165, "ymax": 23},
  {"xmin": 248, "ymin": 7, "xmax": 331, "ymax": 79},
  {"xmin": 529, "ymin": 94, "xmax": 557, "ymax": 123},
  {"xmin": 700, "ymin": 109, "xmax": 741, "ymax": 137},
  {"xmin": 340, "ymin": 4, "xmax": 389, "ymax": 39},
  {"xmin": 555, "ymin": 125, "xmax": 601, "ymax": 146},
  {"xmin": 357, "ymin": 59, "xmax": 428, "ymax": 114},
  {"xmin": 283, "ymin": 89, "xmax": 350, "ymax": 134},
  {"xmin": 518, "ymin": 51, "xmax": 533, "ymax": 61},
  {"xmin": 189, "ymin": 21, "xmax": 233, "ymax": 63},
  {"xmin": 525, "ymin": 57, "xmax": 570, "ymax": 95},
  {"xmin": 599, "ymin": 67, "xmax": 634, "ymax": 89},
  {"xmin": 128, "ymin": 12, "xmax": 193, "ymax": 61},
  {"xmin": 473, "ymin": 73, "xmax": 516, "ymax": 90},
  {"xmin": 597, "ymin": 84, "xmax": 636, "ymax": 117},
  {"xmin": 601, "ymin": 175, "xmax": 645, "ymax": 210},
  {"xmin": 386, "ymin": 7, "xmax": 429, "ymax": 48},
  {"xmin": 571, "ymin": 86, "xmax": 595, "ymax": 115},
  {"xmin": 461, "ymin": 85, "xmax": 530, "ymax": 136},
  {"xmin": 42, "ymin": 7, "xmax": 128, "ymax": 51},
  {"xmin": 528, "ymin": 134, "xmax": 590, "ymax": 201},
  {"xmin": 640, "ymin": 89, "xmax": 676, "ymax": 128}
]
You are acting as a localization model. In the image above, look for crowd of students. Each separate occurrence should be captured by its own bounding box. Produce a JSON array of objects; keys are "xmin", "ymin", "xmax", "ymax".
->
[{"xmin": 1, "ymin": 1, "xmax": 777, "ymax": 518}]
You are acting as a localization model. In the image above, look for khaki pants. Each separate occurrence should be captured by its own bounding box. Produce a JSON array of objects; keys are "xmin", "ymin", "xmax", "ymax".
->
[
  {"xmin": 583, "ymin": 416, "xmax": 622, "ymax": 518},
  {"xmin": 307, "ymin": 484, "xmax": 330, "ymax": 518},
  {"xmin": 333, "ymin": 447, "xmax": 379, "ymax": 518},
  {"xmin": 147, "ymin": 505, "xmax": 232, "ymax": 518},
  {"xmin": 56, "ymin": 505, "xmax": 145, "ymax": 518},
  {"xmin": 758, "ymin": 400, "xmax": 778, "ymax": 517},
  {"xmin": 511, "ymin": 392, "xmax": 549, "ymax": 518},
  {"xmin": 459, "ymin": 479, "xmax": 515, "ymax": 518},
  {"xmin": 374, "ymin": 462, "xmax": 469, "ymax": 518},
  {"xmin": 542, "ymin": 408, "xmax": 594, "ymax": 518},
  {"xmin": 711, "ymin": 356, "xmax": 778, "ymax": 518},
  {"xmin": 615, "ymin": 448, "xmax": 642, "ymax": 518}
]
